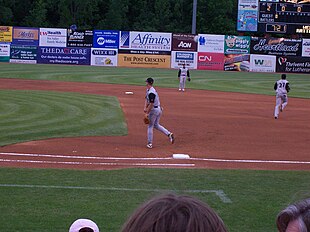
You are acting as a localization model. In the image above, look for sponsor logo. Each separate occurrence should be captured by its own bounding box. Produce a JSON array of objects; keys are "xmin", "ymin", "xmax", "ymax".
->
[
  {"xmin": 278, "ymin": 57, "xmax": 287, "ymax": 65},
  {"xmin": 178, "ymin": 41, "xmax": 192, "ymax": 48},
  {"xmin": 41, "ymin": 47, "xmax": 87, "ymax": 55},
  {"xmin": 120, "ymin": 31, "xmax": 130, "ymax": 48},
  {"xmin": 198, "ymin": 55, "xmax": 212, "ymax": 62},
  {"xmin": 132, "ymin": 33, "xmax": 170, "ymax": 46},
  {"xmin": 69, "ymin": 32, "xmax": 85, "ymax": 40},
  {"xmin": 253, "ymin": 39, "xmax": 299, "ymax": 52},
  {"xmin": 92, "ymin": 49, "xmax": 117, "ymax": 56},
  {"xmin": 96, "ymin": 37, "xmax": 116, "ymax": 45},
  {"xmin": 176, "ymin": 52, "xmax": 194, "ymax": 60},
  {"xmin": 0, "ymin": 27, "xmax": 10, "ymax": 32},
  {"xmin": 18, "ymin": 31, "xmax": 35, "ymax": 39},
  {"xmin": 254, "ymin": 59, "xmax": 273, "ymax": 67},
  {"xmin": 303, "ymin": 41, "xmax": 310, "ymax": 46},
  {"xmin": 40, "ymin": 31, "xmax": 62, "ymax": 36}
]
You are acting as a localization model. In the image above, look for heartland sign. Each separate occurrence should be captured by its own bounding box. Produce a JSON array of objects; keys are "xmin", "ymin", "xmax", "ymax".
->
[{"xmin": 172, "ymin": 33, "xmax": 197, "ymax": 51}]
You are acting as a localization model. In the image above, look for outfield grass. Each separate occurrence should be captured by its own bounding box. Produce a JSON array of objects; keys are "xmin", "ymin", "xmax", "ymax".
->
[
  {"xmin": 0, "ymin": 63, "xmax": 309, "ymax": 98},
  {"xmin": 0, "ymin": 168, "xmax": 310, "ymax": 232},
  {"xmin": 0, "ymin": 90, "xmax": 127, "ymax": 146}
]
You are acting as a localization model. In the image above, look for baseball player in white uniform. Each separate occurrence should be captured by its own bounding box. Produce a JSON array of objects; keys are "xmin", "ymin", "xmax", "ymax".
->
[
  {"xmin": 178, "ymin": 63, "xmax": 190, "ymax": 92},
  {"xmin": 274, "ymin": 74, "xmax": 290, "ymax": 119},
  {"xmin": 144, "ymin": 77, "xmax": 174, "ymax": 149}
]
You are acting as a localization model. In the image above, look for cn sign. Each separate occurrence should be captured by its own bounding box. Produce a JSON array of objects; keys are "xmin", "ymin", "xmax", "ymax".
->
[{"xmin": 197, "ymin": 52, "xmax": 224, "ymax": 70}]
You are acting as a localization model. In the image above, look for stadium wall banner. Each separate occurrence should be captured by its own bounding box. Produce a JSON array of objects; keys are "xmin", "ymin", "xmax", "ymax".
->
[
  {"xmin": 171, "ymin": 51, "xmax": 197, "ymax": 69},
  {"xmin": 93, "ymin": 30, "xmax": 119, "ymax": 49},
  {"xmin": 90, "ymin": 48, "xmax": 118, "ymax": 66},
  {"xmin": 39, "ymin": 28, "xmax": 67, "ymax": 47},
  {"xmin": 118, "ymin": 50, "xmax": 170, "ymax": 68},
  {"xmin": 12, "ymin": 27, "xmax": 39, "ymax": 46},
  {"xmin": 67, "ymin": 29, "xmax": 93, "ymax": 47},
  {"xmin": 119, "ymin": 31, "xmax": 171, "ymax": 51},
  {"xmin": 0, "ymin": 26, "xmax": 13, "ymax": 42},
  {"xmin": 236, "ymin": 0, "xmax": 258, "ymax": 32},
  {"xmin": 224, "ymin": 35, "xmax": 250, "ymax": 54},
  {"xmin": 172, "ymin": 33, "xmax": 197, "ymax": 52},
  {"xmin": 197, "ymin": 52, "xmax": 224, "ymax": 70},
  {"xmin": 0, "ymin": 44, "xmax": 10, "ymax": 62},
  {"xmin": 37, "ymin": 47, "xmax": 91, "ymax": 65},
  {"xmin": 302, "ymin": 39, "xmax": 310, "ymax": 57},
  {"xmin": 224, "ymin": 54, "xmax": 250, "ymax": 71},
  {"xmin": 10, "ymin": 45, "xmax": 37, "ymax": 64},
  {"xmin": 250, "ymin": 54, "xmax": 276, "ymax": 72},
  {"xmin": 197, "ymin": 34, "xmax": 224, "ymax": 53},
  {"xmin": 276, "ymin": 56, "xmax": 310, "ymax": 73},
  {"xmin": 250, "ymin": 37, "xmax": 302, "ymax": 57}
]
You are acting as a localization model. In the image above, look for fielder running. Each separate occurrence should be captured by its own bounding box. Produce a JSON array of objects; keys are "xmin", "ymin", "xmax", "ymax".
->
[
  {"xmin": 274, "ymin": 74, "xmax": 290, "ymax": 119},
  {"xmin": 144, "ymin": 77, "xmax": 174, "ymax": 149},
  {"xmin": 178, "ymin": 63, "xmax": 190, "ymax": 91}
]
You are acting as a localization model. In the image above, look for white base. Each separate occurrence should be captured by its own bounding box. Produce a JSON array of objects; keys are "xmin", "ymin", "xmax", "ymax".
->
[
  {"xmin": 125, "ymin": 91, "xmax": 134, "ymax": 95},
  {"xmin": 172, "ymin": 154, "xmax": 190, "ymax": 159}
]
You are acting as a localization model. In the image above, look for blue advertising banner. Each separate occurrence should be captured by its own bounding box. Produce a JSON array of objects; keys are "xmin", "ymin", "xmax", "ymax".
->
[
  {"xmin": 37, "ymin": 47, "xmax": 91, "ymax": 65},
  {"xmin": 93, "ymin": 30, "xmax": 119, "ymax": 48}
]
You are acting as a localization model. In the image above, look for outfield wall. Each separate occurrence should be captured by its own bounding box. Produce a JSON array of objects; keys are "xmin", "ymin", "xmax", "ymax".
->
[{"xmin": 0, "ymin": 26, "xmax": 309, "ymax": 73}]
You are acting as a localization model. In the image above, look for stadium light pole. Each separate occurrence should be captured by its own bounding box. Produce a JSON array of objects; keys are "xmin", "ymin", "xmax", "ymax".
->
[{"xmin": 191, "ymin": 0, "xmax": 197, "ymax": 34}]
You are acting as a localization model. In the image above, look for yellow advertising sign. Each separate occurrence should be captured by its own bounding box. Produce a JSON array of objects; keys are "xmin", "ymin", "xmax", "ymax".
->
[
  {"xmin": 0, "ymin": 26, "xmax": 13, "ymax": 42},
  {"xmin": 118, "ymin": 54, "xmax": 171, "ymax": 68}
]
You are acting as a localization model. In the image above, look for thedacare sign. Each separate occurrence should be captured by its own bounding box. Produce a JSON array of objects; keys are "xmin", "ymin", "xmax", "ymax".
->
[{"xmin": 119, "ymin": 31, "xmax": 171, "ymax": 51}]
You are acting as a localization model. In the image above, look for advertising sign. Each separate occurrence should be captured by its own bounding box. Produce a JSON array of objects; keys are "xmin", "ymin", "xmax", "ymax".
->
[
  {"xmin": 250, "ymin": 54, "xmax": 276, "ymax": 72},
  {"xmin": 0, "ymin": 44, "xmax": 10, "ymax": 62},
  {"xmin": 172, "ymin": 33, "xmax": 197, "ymax": 52},
  {"xmin": 250, "ymin": 37, "xmax": 302, "ymax": 56},
  {"xmin": 13, "ymin": 27, "xmax": 39, "ymax": 46},
  {"xmin": 171, "ymin": 51, "xmax": 197, "ymax": 69},
  {"xmin": 237, "ymin": 0, "xmax": 258, "ymax": 32},
  {"xmin": 118, "ymin": 52, "xmax": 171, "ymax": 68},
  {"xmin": 197, "ymin": 34, "xmax": 224, "ymax": 53},
  {"xmin": 39, "ymin": 28, "xmax": 67, "ymax": 47},
  {"xmin": 119, "ymin": 31, "xmax": 172, "ymax": 51},
  {"xmin": 91, "ymin": 48, "xmax": 118, "ymax": 66},
  {"xmin": 67, "ymin": 30, "xmax": 93, "ymax": 47},
  {"xmin": 224, "ymin": 35, "xmax": 250, "ymax": 54},
  {"xmin": 37, "ymin": 47, "xmax": 91, "ymax": 65},
  {"xmin": 224, "ymin": 54, "xmax": 250, "ymax": 71},
  {"xmin": 302, "ymin": 39, "xmax": 310, "ymax": 57},
  {"xmin": 197, "ymin": 52, "xmax": 224, "ymax": 70},
  {"xmin": 93, "ymin": 30, "xmax": 119, "ymax": 49},
  {"xmin": 10, "ymin": 45, "xmax": 37, "ymax": 64},
  {"xmin": 0, "ymin": 26, "xmax": 13, "ymax": 42},
  {"xmin": 276, "ymin": 56, "xmax": 310, "ymax": 73}
]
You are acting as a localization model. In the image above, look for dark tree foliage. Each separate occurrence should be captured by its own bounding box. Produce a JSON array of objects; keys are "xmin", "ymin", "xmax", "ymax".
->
[{"xmin": 0, "ymin": 0, "xmax": 238, "ymax": 34}]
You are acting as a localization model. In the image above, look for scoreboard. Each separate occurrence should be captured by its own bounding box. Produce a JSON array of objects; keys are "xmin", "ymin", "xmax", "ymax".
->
[{"xmin": 237, "ymin": 0, "xmax": 310, "ymax": 34}]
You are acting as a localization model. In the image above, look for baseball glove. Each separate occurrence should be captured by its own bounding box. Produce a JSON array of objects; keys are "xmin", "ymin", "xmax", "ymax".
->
[
  {"xmin": 187, "ymin": 77, "xmax": 191, "ymax": 82},
  {"xmin": 143, "ymin": 114, "xmax": 150, "ymax": 124}
]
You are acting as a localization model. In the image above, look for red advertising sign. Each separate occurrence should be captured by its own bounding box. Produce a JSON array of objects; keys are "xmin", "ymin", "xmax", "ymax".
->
[{"xmin": 197, "ymin": 52, "xmax": 224, "ymax": 70}]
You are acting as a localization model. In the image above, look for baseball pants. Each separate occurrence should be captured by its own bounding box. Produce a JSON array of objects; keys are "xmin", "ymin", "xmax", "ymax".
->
[{"xmin": 147, "ymin": 108, "xmax": 170, "ymax": 144}]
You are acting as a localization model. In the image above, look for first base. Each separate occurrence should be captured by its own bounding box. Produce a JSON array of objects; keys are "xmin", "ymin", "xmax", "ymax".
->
[{"xmin": 172, "ymin": 154, "xmax": 190, "ymax": 159}]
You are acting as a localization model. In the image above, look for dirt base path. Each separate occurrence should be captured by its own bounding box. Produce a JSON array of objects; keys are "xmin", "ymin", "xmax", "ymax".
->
[{"xmin": 0, "ymin": 79, "xmax": 309, "ymax": 170}]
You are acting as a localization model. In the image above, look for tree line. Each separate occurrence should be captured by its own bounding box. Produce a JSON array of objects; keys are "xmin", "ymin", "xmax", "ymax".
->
[{"xmin": 0, "ymin": 0, "xmax": 238, "ymax": 35}]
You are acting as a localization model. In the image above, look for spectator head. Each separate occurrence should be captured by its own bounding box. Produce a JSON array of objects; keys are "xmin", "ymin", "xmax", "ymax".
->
[
  {"xmin": 121, "ymin": 193, "xmax": 228, "ymax": 232},
  {"xmin": 69, "ymin": 218, "xmax": 99, "ymax": 232},
  {"xmin": 276, "ymin": 198, "xmax": 310, "ymax": 232}
]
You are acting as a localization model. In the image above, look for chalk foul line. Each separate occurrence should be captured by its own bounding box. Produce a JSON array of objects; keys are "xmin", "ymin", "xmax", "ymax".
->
[{"xmin": 0, "ymin": 184, "xmax": 232, "ymax": 203}]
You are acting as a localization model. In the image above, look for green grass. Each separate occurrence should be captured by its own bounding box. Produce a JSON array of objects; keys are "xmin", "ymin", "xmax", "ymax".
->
[
  {"xmin": 0, "ymin": 63, "xmax": 309, "ymax": 98},
  {"xmin": 0, "ymin": 168, "xmax": 310, "ymax": 232},
  {"xmin": 0, "ymin": 90, "xmax": 127, "ymax": 146}
]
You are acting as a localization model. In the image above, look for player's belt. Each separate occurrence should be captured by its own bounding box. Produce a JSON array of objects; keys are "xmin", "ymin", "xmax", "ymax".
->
[{"xmin": 154, "ymin": 106, "xmax": 160, "ymax": 108}]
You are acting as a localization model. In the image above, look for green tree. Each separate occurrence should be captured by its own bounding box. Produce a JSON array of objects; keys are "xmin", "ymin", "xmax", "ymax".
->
[
  {"xmin": 0, "ymin": 0, "xmax": 14, "ymax": 25},
  {"xmin": 24, "ymin": 0, "xmax": 49, "ymax": 27}
]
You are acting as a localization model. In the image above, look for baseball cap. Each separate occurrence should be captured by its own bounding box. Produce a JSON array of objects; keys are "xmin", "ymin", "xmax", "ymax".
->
[
  {"xmin": 69, "ymin": 219, "xmax": 99, "ymax": 232},
  {"xmin": 145, "ymin": 77, "xmax": 154, "ymax": 85}
]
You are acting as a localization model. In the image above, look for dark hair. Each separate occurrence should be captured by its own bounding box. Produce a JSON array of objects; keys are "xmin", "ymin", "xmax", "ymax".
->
[
  {"xmin": 276, "ymin": 198, "xmax": 310, "ymax": 232},
  {"xmin": 121, "ymin": 193, "xmax": 228, "ymax": 232},
  {"xmin": 281, "ymin": 74, "xmax": 286, "ymax": 79},
  {"xmin": 79, "ymin": 228, "xmax": 94, "ymax": 232},
  {"xmin": 146, "ymin": 77, "xmax": 154, "ymax": 85}
]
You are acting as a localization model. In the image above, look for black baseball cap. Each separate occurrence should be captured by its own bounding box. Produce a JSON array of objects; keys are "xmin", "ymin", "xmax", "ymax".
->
[
  {"xmin": 281, "ymin": 74, "xmax": 286, "ymax": 79},
  {"xmin": 146, "ymin": 77, "xmax": 154, "ymax": 84}
]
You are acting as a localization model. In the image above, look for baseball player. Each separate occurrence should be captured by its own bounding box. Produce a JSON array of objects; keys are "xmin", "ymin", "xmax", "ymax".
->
[
  {"xmin": 274, "ymin": 74, "xmax": 290, "ymax": 119},
  {"xmin": 178, "ymin": 63, "xmax": 190, "ymax": 92},
  {"xmin": 144, "ymin": 77, "xmax": 174, "ymax": 149}
]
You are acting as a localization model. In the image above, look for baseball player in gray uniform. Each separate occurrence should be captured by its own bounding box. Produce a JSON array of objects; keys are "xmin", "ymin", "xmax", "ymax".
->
[
  {"xmin": 144, "ymin": 77, "xmax": 174, "ymax": 149},
  {"xmin": 178, "ymin": 63, "xmax": 190, "ymax": 92},
  {"xmin": 274, "ymin": 74, "xmax": 290, "ymax": 119}
]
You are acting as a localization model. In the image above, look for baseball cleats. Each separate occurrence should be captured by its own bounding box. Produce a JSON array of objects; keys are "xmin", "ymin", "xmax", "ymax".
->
[
  {"xmin": 146, "ymin": 143, "xmax": 152, "ymax": 149},
  {"xmin": 274, "ymin": 116, "xmax": 278, "ymax": 119},
  {"xmin": 168, "ymin": 133, "xmax": 175, "ymax": 144}
]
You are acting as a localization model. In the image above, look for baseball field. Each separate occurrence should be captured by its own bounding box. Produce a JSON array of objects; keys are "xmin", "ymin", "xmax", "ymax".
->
[{"xmin": 0, "ymin": 63, "xmax": 309, "ymax": 231}]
